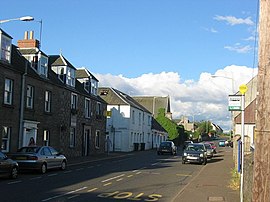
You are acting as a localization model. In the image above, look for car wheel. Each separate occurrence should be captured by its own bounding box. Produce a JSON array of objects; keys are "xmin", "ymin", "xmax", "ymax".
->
[
  {"xmin": 60, "ymin": 160, "xmax": 67, "ymax": 170},
  {"xmin": 202, "ymin": 158, "xmax": 207, "ymax": 165},
  {"xmin": 40, "ymin": 163, "xmax": 47, "ymax": 174},
  {"xmin": 182, "ymin": 160, "xmax": 185, "ymax": 164},
  {"xmin": 10, "ymin": 167, "xmax": 18, "ymax": 179}
]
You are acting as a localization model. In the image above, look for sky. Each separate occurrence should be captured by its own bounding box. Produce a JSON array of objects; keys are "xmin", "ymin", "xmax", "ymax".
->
[{"xmin": 1, "ymin": 0, "xmax": 259, "ymax": 131}]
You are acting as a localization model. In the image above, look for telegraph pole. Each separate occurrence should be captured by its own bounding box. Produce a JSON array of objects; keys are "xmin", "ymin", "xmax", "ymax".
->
[{"xmin": 253, "ymin": 0, "xmax": 270, "ymax": 201}]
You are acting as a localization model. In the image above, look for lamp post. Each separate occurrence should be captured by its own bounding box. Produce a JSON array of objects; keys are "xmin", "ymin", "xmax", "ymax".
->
[{"xmin": 0, "ymin": 16, "xmax": 34, "ymax": 24}]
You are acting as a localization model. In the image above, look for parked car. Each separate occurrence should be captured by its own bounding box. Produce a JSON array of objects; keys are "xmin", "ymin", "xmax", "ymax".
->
[
  {"xmin": 205, "ymin": 142, "xmax": 217, "ymax": 154},
  {"xmin": 157, "ymin": 141, "xmax": 177, "ymax": 155},
  {"xmin": 182, "ymin": 143, "xmax": 207, "ymax": 165},
  {"xmin": 219, "ymin": 140, "xmax": 226, "ymax": 147},
  {"xmin": 183, "ymin": 140, "xmax": 193, "ymax": 150},
  {"xmin": 0, "ymin": 151, "xmax": 19, "ymax": 179},
  {"xmin": 204, "ymin": 143, "xmax": 214, "ymax": 159},
  {"xmin": 8, "ymin": 146, "xmax": 67, "ymax": 174}
]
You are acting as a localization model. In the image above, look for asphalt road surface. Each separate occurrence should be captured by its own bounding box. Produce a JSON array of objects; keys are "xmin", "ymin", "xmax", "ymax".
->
[{"xmin": 1, "ymin": 149, "xmax": 214, "ymax": 202}]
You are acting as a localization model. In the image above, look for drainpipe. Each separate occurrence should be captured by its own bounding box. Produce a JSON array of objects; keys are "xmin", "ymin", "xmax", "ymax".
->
[{"xmin": 18, "ymin": 61, "xmax": 28, "ymax": 148}]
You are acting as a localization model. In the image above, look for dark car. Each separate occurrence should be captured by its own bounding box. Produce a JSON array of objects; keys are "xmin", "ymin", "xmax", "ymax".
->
[
  {"xmin": 183, "ymin": 140, "xmax": 193, "ymax": 150},
  {"xmin": 182, "ymin": 143, "xmax": 207, "ymax": 165},
  {"xmin": 157, "ymin": 141, "xmax": 177, "ymax": 155},
  {"xmin": 0, "ymin": 151, "xmax": 19, "ymax": 179},
  {"xmin": 8, "ymin": 146, "xmax": 67, "ymax": 174}
]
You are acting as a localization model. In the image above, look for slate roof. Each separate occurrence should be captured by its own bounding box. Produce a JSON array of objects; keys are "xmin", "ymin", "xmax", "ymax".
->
[
  {"xmin": 76, "ymin": 68, "xmax": 99, "ymax": 81},
  {"xmin": 0, "ymin": 28, "xmax": 13, "ymax": 39},
  {"xmin": 133, "ymin": 96, "xmax": 171, "ymax": 118},
  {"xmin": 98, "ymin": 87, "xmax": 151, "ymax": 113},
  {"xmin": 49, "ymin": 54, "xmax": 76, "ymax": 69},
  {"xmin": 18, "ymin": 48, "xmax": 48, "ymax": 57}
]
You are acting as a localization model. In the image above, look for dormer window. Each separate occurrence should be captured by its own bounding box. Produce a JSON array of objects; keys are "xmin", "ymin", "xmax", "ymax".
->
[
  {"xmin": 91, "ymin": 79, "xmax": 98, "ymax": 96},
  {"xmin": 0, "ymin": 31, "xmax": 12, "ymax": 63},
  {"xmin": 67, "ymin": 67, "xmax": 75, "ymax": 87},
  {"xmin": 40, "ymin": 55, "xmax": 48, "ymax": 76}
]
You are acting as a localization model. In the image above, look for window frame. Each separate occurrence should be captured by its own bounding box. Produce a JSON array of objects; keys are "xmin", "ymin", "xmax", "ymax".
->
[
  {"xmin": 43, "ymin": 130, "xmax": 50, "ymax": 146},
  {"xmin": 4, "ymin": 78, "xmax": 13, "ymax": 105},
  {"xmin": 44, "ymin": 90, "xmax": 52, "ymax": 113},
  {"xmin": 85, "ymin": 98, "xmax": 91, "ymax": 118},
  {"xmin": 1, "ymin": 35, "xmax": 12, "ymax": 63},
  {"xmin": 71, "ymin": 93, "xmax": 77, "ymax": 109},
  {"xmin": 1, "ymin": 126, "xmax": 11, "ymax": 152},
  {"xmin": 69, "ymin": 127, "xmax": 76, "ymax": 148},
  {"xmin": 26, "ymin": 85, "xmax": 34, "ymax": 109},
  {"xmin": 95, "ymin": 130, "xmax": 100, "ymax": 149}
]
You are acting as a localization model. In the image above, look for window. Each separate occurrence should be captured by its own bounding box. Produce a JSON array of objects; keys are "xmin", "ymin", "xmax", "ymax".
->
[
  {"xmin": 139, "ymin": 112, "xmax": 141, "ymax": 126},
  {"xmin": 69, "ymin": 127, "xmax": 76, "ymax": 147},
  {"xmin": 43, "ymin": 130, "xmax": 49, "ymax": 146},
  {"xmin": 132, "ymin": 110, "xmax": 135, "ymax": 124},
  {"xmin": 96, "ymin": 102, "xmax": 102, "ymax": 115},
  {"xmin": 4, "ymin": 78, "xmax": 13, "ymax": 105},
  {"xmin": 84, "ymin": 80, "xmax": 90, "ymax": 93},
  {"xmin": 91, "ymin": 79, "xmax": 98, "ymax": 95},
  {"xmin": 95, "ymin": 130, "xmax": 100, "ymax": 148},
  {"xmin": 1, "ymin": 126, "xmax": 11, "ymax": 152},
  {"xmin": 67, "ymin": 67, "xmax": 75, "ymax": 87},
  {"xmin": 85, "ymin": 98, "xmax": 91, "ymax": 118},
  {"xmin": 31, "ymin": 55, "xmax": 38, "ymax": 70},
  {"xmin": 40, "ymin": 55, "xmax": 48, "ymax": 77},
  {"xmin": 1, "ymin": 35, "xmax": 12, "ymax": 63},
  {"xmin": 59, "ymin": 67, "xmax": 65, "ymax": 82},
  {"xmin": 26, "ymin": 85, "xmax": 34, "ymax": 109},
  {"xmin": 148, "ymin": 116, "xmax": 151, "ymax": 126},
  {"xmin": 44, "ymin": 91, "xmax": 52, "ymax": 112},
  {"xmin": 71, "ymin": 93, "xmax": 77, "ymax": 109}
]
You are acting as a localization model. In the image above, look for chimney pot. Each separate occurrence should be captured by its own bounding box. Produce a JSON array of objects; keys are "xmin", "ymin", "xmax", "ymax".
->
[
  {"xmin": 30, "ymin": 31, "xmax": 34, "ymax": 39},
  {"xmin": 24, "ymin": 31, "xmax": 28, "ymax": 39}
]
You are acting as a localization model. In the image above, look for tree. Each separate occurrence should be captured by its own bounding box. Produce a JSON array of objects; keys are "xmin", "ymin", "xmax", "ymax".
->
[{"xmin": 156, "ymin": 108, "xmax": 179, "ymax": 140}]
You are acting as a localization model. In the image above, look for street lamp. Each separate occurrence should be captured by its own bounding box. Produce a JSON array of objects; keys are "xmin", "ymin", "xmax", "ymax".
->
[
  {"xmin": 211, "ymin": 74, "xmax": 235, "ymax": 94},
  {"xmin": 0, "ymin": 16, "xmax": 34, "ymax": 24}
]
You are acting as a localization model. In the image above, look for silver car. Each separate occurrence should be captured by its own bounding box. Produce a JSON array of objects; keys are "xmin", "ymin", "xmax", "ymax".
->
[
  {"xmin": 8, "ymin": 146, "xmax": 67, "ymax": 174},
  {"xmin": 204, "ymin": 143, "xmax": 214, "ymax": 159}
]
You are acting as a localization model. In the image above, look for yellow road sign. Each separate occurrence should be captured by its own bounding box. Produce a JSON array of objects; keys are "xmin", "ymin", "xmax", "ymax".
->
[{"xmin": 239, "ymin": 84, "xmax": 248, "ymax": 95}]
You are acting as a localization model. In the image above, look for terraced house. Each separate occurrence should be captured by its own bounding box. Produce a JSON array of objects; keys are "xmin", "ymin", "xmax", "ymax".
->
[{"xmin": 0, "ymin": 29, "xmax": 107, "ymax": 158}]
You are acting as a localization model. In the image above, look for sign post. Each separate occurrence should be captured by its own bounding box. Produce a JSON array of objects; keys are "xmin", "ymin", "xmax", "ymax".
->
[{"xmin": 239, "ymin": 84, "xmax": 247, "ymax": 202}]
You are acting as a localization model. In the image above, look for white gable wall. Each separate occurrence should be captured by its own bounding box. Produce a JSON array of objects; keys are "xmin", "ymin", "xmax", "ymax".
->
[{"xmin": 106, "ymin": 104, "xmax": 152, "ymax": 152}]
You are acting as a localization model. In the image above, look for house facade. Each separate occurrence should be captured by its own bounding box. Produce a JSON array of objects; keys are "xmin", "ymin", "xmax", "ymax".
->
[
  {"xmin": 98, "ymin": 87, "xmax": 154, "ymax": 152},
  {"xmin": 0, "ymin": 29, "xmax": 107, "ymax": 158}
]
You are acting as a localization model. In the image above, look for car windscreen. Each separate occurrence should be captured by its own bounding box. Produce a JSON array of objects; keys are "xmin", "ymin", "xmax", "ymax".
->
[
  {"xmin": 186, "ymin": 145, "xmax": 204, "ymax": 151},
  {"xmin": 160, "ymin": 142, "xmax": 171, "ymax": 147}
]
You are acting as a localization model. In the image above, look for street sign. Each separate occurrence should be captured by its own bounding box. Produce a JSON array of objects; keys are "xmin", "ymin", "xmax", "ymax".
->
[
  {"xmin": 239, "ymin": 84, "xmax": 248, "ymax": 95},
  {"xmin": 228, "ymin": 95, "xmax": 242, "ymax": 111}
]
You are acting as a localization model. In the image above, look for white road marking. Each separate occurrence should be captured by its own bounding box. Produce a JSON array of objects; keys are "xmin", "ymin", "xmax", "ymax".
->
[
  {"xmin": 63, "ymin": 170, "xmax": 72, "ymax": 174},
  {"xmin": 42, "ymin": 186, "xmax": 87, "ymax": 201},
  {"xmin": 136, "ymin": 172, "xmax": 142, "ymax": 175},
  {"xmin": 151, "ymin": 163, "xmax": 158, "ymax": 166},
  {"xmin": 30, "ymin": 176, "xmax": 42, "ymax": 180},
  {"xmin": 116, "ymin": 178, "xmax": 123, "ymax": 181},
  {"xmin": 67, "ymin": 194, "xmax": 79, "ymax": 199},
  {"xmin": 103, "ymin": 182, "xmax": 112, "ymax": 186},
  {"xmin": 47, "ymin": 173, "xmax": 58, "ymax": 177},
  {"xmin": 87, "ymin": 188, "xmax": 98, "ymax": 192},
  {"xmin": 7, "ymin": 180, "xmax": 22, "ymax": 185},
  {"xmin": 101, "ymin": 174, "xmax": 125, "ymax": 183}
]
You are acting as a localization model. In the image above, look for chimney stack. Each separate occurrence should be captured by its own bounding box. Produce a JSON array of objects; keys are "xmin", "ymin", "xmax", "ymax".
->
[{"xmin": 18, "ymin": 31, "xmax": 40, "ymax": 49}]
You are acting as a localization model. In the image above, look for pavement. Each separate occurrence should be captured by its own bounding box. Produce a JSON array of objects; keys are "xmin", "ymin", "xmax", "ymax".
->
[
  {"xmin": 172, "ymin": 146, "xmax": 240, "ymax": 202},
  {"xmin": 67, "ymin": 147, "xmax": 240, "ymax": 202}
]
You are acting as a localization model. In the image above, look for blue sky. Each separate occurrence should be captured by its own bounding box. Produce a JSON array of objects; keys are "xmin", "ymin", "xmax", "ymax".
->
[{"xmin": 1, "ymin": 0, "xmax": 259, "ymax": 131}]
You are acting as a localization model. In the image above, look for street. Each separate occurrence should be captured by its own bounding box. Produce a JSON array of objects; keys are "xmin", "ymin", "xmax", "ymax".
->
[{"xmin": 0, "ymin": 145, "xmax": 234, "ymax": 202}]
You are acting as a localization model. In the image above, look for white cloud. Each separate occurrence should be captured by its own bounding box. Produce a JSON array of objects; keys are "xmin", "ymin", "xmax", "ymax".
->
[
  {"xmin": 214, "ymin": 15, "xmax": 254, "ymax": 26},
  {"xmin": 224, "ymin": 44, "xmax": 252, "ymax": 53},
  {"xmin": 94, "ymin": 65, "xmax": 257, "ymax": 132}
]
